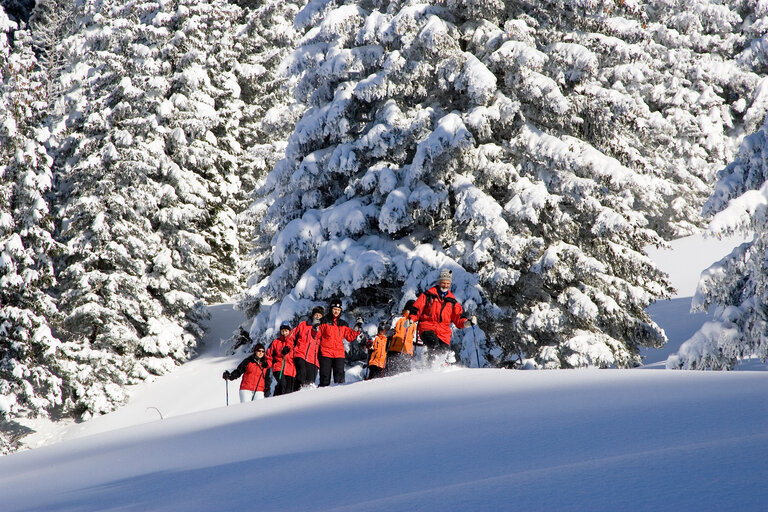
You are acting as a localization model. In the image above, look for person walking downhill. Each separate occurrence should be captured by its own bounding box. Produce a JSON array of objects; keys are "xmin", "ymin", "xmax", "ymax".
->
[
  {"xmin": 366, "ymin": 324, "xmax": 388, "ymax": 379},
  {"xmin": 223, "ymin": 343, "xmax": 269, "ymax": 402},
  {"xmin": 318, "ymin": 299, "xmax": 362, "ymax": 387},
  {"xmin": 412, "ymin": 269, "xmax": 476, "ymax": 364},
  {"xmin": 385, "ymin": 300, "xmax": 419, "ymax": 376},
  {"xmin": 292, "ymin": 306, "xmax": 324, "ymax": 390},
  {"xmin": 267, "ymin": 324, "xmax": 297, "ymax": 396}
]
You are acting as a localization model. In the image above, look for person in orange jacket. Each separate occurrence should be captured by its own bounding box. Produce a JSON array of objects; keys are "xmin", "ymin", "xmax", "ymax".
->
[
  {"xmin": 223, "ymin": 343, "xmax": 269, "ymax": 402},
  {"xmin": 292, "ymin": 306, "xmax": 324, "ymax": 390},
  {"xmin": 266, "ymin": 324, "xmax": 296, "ymax": 396},
  {"xmin": 366, "ymin": 324, "xmax": 388, "ymax": 379},
  {"xmin": 412, "ymin": 269, "xmax": 476, "ymax": 363},
  {"xmin": 317, "ymin": 299, "xmax": 362, "ymax": 387},
  {"xmin": 385, "ymin": 301, "xmax": 419, "ymax": 375}
]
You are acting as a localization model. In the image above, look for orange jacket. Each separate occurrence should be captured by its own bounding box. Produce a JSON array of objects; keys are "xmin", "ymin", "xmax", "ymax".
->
[
  {"xmin": 413, "ymin": 287, "xmax": 465, "ymax": 344},
  {"xmin": 318, "ymin": 315, "xmax": 360, "ymax": 358},
  {"xmin": 266, "ymin": 335, "xmax": 296, "ymax": 377},
  {"xmin": 388, "ymin": 315, "xmax": 417, "ymax": 355},
  {"xmin": 367, "ymin": 333, "xmax": 387, "ymax": 368}
]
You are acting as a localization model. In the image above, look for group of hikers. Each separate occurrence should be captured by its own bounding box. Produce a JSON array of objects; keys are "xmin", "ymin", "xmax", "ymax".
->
[{"xmin": 223, "ymin": 269, "xmax": 478, "ymax": 403}]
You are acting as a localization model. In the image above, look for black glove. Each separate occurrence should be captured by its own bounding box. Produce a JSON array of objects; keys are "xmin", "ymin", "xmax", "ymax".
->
[
  {"xmin": 281, "ymin": 346, "xmax": 291, "ymax": 356},
  {"xmin": 222, "ymin": 370, "xmax": 230, "ymax": 380}
]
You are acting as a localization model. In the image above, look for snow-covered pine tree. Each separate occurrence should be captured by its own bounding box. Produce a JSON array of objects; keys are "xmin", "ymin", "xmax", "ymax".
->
[
  {"xmin": 0, "ymin": 15, "xmax": 63, "ymax": 452},
  {"xmin": 662, "ymin": 0, "xmax": 768, "ymax": 369},
  {"xmin": 668, "ymin": 116, "xmax": 768, "ymax": 369},
  {"xmin": 50, "ymin": 0, "xmax": 221, "ymax": 417},
  {"xmin": 239, "ymin": 0, "xmax": 703, "ymax": 368},
  {"xmin": 158, "ymin": 0, "xmax": 247, "ymax": 302},
  {"xmin": 234, "ymin": 0, "xmax": 309, "ymax": 292}
]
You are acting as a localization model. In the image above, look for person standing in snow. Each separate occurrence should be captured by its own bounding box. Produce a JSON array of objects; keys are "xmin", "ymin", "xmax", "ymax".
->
[
  {"xmin": 223, "ymin": 343, "xmax": 269, "ymax": 402},
  {"xmin": 267, "ymin": 324, "xmax": 296, "ymax": 396},
  {"xmin": 412, "ymin": 269, "xmax": 476, "ymax": 363},
  {"xmin": 318, "ymin": 299, "xmax": 362, "ymax": 387},
  {"xmin": 366, "ymin": 324, "xmax": 388, "ymax": 379},
  {"xmin": 385, "ymin": 301, "xmax": 419, "ymax": 375},
  {"xmin": 292, "ymin": 306, "xmax": 324, "ymax": 390}
]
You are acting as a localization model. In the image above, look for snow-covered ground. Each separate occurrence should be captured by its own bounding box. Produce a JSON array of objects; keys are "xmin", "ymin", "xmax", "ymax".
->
[{"xmin": 1, "ymin": 234, "xmax": 766, "ymax": 511}]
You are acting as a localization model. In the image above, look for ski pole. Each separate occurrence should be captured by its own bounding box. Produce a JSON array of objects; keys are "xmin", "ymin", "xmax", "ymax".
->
[
  {"xmin": 225, "ymin": 379, "xmax": 229, "ymax": 406},
  {"xmin": 472, "ymin": 324, "xmax": 481, "ymax": 368},
  {"xmin": 278, "ymin": 355, "xmax": 286, "ymax": 382}
]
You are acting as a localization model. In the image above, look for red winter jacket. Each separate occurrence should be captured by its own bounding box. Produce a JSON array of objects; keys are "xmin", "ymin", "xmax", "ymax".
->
[
  {"xmin": 413, "ymin": 287, "xmax": 466, "ymax": 345},
  {"xmin": 267, "ymin": 335, "xmax": 296, "ymax": 378},
  {"xmin": 318, "ymin": 315, "xmax": 360, "ymax": 359},
  {"xmin": 292, "ymin": 320, "xmax": 320, "ymax": 367},
  {"xmin": 229, "ymin": 355, "xmax": 268, "ymax": 392}
]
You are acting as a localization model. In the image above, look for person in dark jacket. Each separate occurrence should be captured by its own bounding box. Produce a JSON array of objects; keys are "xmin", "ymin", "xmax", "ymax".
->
[
  {"xmin": 317, "ymin": 299, "xmax": 362, "ymax": 387},
  {"xmin": 292, "ymin": 306, "xmax": 324, "ymax": 391},
  {"xmin": 267, "ymin": 324, "xmax": 296, "ymax": 396},
  {"xmin": 223, "ymin": 343, "xmax": 269, "ymax": 402},
  {"xmin": 412, "ymin": 269, "xmax": 476, "ymax": 363}
]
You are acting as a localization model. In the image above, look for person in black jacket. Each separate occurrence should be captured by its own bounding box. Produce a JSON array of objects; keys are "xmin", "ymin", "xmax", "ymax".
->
[{"xmin": 223, "ymin": 343, "xmax": 270, "ymax": 402}]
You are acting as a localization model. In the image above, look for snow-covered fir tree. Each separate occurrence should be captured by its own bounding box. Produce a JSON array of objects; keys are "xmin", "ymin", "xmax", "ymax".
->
[
  {"xmin": 242, "ymin": 0, "xmax": 768, "ymax": 368},
  {"xmin": 49, "ymin": 0, "xmax": 252, "ymax": 417},
  {"xmin": 234, "ymin": 0, "xmax": 308, "ymax": 289},
  {"xmin": 0, "ymin": 14, "xmax": 62, "ymax": 453},
  {"xmin": 665, "ymin": 1, "xmax": 768, "ymax": 369},
  {"xmin": 669, "ymin": 117, "xmax": 768, "ymax": 369}
]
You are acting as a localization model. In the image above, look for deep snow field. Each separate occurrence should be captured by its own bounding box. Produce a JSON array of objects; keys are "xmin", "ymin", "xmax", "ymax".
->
[{"xmin": 1, "ymin": 234, "xmax": 766, "ymax": 512}]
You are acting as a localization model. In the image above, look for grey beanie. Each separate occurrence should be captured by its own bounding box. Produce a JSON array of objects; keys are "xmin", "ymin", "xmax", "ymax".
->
[{"xmin": 438, "ymin": 268, "xmax": 453, "ymax": 283}]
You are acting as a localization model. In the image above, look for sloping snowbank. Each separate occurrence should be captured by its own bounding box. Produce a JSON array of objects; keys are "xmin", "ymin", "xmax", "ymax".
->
[{"xmin": 1, "ymin": 368, "xmax": 766, "ymax": 511}]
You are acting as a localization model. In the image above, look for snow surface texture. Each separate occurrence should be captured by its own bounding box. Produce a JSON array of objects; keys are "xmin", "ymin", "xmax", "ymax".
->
[{"xmin": 1, "ymin": 234, "xmax": 767, "ymax": 511}]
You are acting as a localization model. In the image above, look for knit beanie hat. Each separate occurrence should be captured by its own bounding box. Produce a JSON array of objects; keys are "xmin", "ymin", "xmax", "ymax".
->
[{"xmin": 438, "ymin": 268, "xmax": 453, "ymax": 283}]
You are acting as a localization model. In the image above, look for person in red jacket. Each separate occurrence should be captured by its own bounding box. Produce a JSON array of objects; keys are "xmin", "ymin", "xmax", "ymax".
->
[
  {"xmin": 267, "ymin": 324, "xmax": 296, "ymax": 396},
  {"xmin": 412, "ymin": 269, "xmax": 476, "ymax": 363},
  {"xmin": 223, "ymin": 343, "xmax": 269, "ymax": 402},
  {"xmin": 292, "ymin": 306, "xmax": 324, "ymax": 390},
  {"xmin": 318, "ymin": 299, "xmax": 362, "ymax": 387}
]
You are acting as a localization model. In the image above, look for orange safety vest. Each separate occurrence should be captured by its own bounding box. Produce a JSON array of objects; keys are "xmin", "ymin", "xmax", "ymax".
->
[{"xmin": 388, "ymin": 316, "xmax": 417, "ymax": 355}]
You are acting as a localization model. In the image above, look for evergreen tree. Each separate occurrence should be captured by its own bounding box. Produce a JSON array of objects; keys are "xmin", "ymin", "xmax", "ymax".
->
[
  {"xmin": 235, "ymin": 0, "xmax": 309, "ymax": 302},
  {"xmin": 50, "ymin": 0, "xmax": 225, "ymax": 417},
  {"xmin": 0, "ymin": 15, "xmax": 62, "ymax": 452},
  {"xmin": 668, "ymin": 113, "xmax": 768, "ymax": 370},
  {"xmin": 243, "ymin": 0, "xmax": 751, "ymax": 367}
]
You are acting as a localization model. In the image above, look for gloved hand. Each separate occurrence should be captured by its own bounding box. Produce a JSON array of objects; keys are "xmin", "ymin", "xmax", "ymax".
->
[
  {"xmin": 281, "ymin": 346, "xmax": 291, "ymax": 356},
  {"xmin": 469, "ymin": 315, "xmax": 477, "ymax": 326},
  {"xmin": 222, "ymin": 370, "xmax": 230, "ymax": 380}
]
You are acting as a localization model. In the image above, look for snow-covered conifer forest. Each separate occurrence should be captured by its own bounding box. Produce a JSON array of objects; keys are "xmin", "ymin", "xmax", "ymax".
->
[{"xmin": 2, "ymin": 0, "xmax": 768, "ymax": 453}]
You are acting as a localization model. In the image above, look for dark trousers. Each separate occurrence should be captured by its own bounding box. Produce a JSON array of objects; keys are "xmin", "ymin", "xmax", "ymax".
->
[
  {"xmin": 294, "ymin": 358, "xmax": 319, "ymax": 390},
  {"xmin": 367, "ymin": 365, "xmax": 383, "ymax": 380},
  {"xmin": 274, "ymin": 374, "xmax": 295, "ymax": 396},
  {"xmin": 318, "ymin": 355, "xmax": 345, "ymax": 387},
  {"xmin": 385, "ymin": 352, "xmax": 412, "ymax": 375}
]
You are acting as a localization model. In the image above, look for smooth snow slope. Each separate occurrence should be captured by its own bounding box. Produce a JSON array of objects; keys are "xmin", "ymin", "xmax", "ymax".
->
[{"xmin": 1, "ymin": 369, "xmax": 766, "ymax": 512}]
